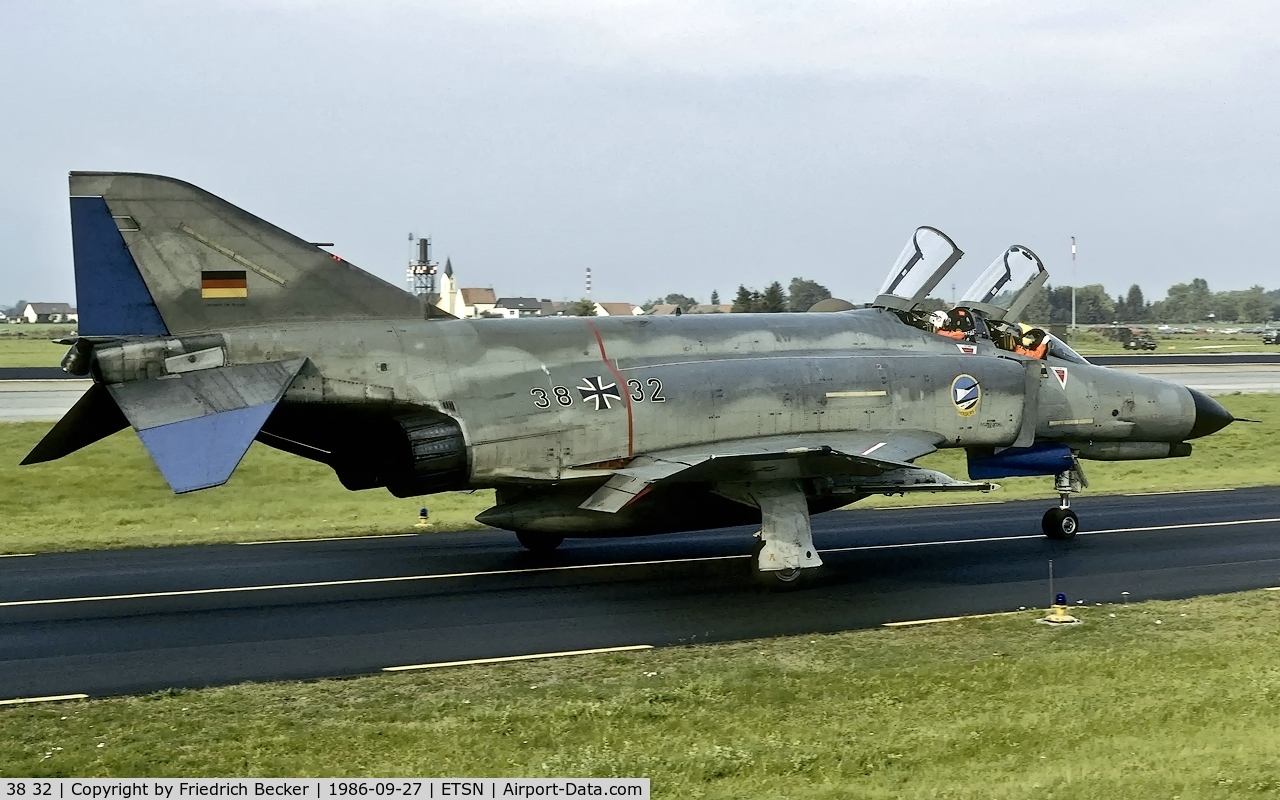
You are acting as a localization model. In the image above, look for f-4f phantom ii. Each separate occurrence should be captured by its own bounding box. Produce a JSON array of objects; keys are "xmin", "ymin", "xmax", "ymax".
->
[{"xmin": 26, "ymin": 173, "xmax": 1240, "ymax": 586}]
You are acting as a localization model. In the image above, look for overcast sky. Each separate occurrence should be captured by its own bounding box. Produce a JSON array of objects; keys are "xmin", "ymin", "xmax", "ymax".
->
[{"xmin": 4, "ymin": 0, "xmax": 1278, "ymax": 308}]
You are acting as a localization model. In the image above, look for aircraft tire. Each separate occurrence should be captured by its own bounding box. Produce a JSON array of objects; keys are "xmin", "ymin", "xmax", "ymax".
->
[
  {"xmin": 1042, "ymin": 508, "xmax": 1079, "ymax": 540},
  {"xmin": 751, "ymin": 539, "xmax": 807, "ymax": 591},
  {"xmin": 515, "ymin": 531, "xmax": 565, "ymax": 553}
]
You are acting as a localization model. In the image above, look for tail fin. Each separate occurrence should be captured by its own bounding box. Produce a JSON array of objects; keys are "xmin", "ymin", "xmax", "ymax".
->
[{"xmin": 70, "ymin": 172, "xmax": 420, "ymax": 335}]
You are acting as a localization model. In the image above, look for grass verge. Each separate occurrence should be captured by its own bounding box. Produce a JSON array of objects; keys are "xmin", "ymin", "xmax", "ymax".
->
[
  {"xmin": 3, "ymin": 393, "xmax": 1276, "ymax": 554},
  {"xmin": 2, "ymin": 590, "xmax": 1279, "ymax": 796},
  {"xmin": 0, "ymin": 326, "xmax": 78, "ymax": 368}
]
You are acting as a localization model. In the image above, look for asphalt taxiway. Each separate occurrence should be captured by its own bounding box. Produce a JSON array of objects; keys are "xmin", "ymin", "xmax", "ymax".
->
[{"xmin": 1, "ymin": 487, "xmax": 1278, "ymax": 701}]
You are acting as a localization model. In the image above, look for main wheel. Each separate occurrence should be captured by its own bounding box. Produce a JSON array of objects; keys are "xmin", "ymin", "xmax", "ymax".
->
[
  {"xmin": 1042, "ymin": 507, "xmax": 1079, "ymax": 540},
  {"xmin": 751, "ymin": 539, "xmax": 806, "ymax": 590},
  {"xmin": 515, "ymin": 531, "xmax": 565, "ymax": 553}
]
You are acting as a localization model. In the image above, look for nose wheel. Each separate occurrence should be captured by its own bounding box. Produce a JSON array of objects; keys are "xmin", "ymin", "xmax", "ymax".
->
[
  {"xmin": 1043, "ymin": 463, "xmax": 1085, "ymax": 540},
  {"xmin": 1042, "ymin": 507, "xmax": 1078, "ymax": 539}
]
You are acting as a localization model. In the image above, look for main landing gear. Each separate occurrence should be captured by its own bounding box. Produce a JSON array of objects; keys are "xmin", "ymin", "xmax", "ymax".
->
[
  {"xmin": 741, "ymin": 481, "xmax": 822, "ymax": 590},
  {"xmin": 1042, "ymin": 462, "xmax": 1087, "ymax": 540},
  {"xmin": 516, "ymin": 531, "xmax": 564, "ymax": 553}
]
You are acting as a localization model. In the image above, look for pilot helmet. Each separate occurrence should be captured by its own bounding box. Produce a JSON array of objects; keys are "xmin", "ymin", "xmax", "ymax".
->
[{"xmin": 930, "ymin": 310, "xmax": 948, "ymax": 328}]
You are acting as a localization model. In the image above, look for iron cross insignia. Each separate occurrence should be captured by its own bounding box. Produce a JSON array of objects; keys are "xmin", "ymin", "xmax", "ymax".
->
[{"xmin": 577, "ymin": 376, "xmax": 623, "ymax": 410}]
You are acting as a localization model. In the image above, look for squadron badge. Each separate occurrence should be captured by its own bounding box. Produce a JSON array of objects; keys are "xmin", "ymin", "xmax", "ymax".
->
[{"xmin": 951, "ymin": 374, "xmax": 981, "ymax": 417}]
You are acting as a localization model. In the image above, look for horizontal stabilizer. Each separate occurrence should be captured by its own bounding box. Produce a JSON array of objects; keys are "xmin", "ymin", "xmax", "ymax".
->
[
  {"xmin": 136, "ymin": 404, "xmax": 278, "ymax": 493},
  {"xmin": 108, "ymin": 359, "xmax": 306, "ymax": 493},
  {"xmin": 21, "ymin": 383, "xmax": 129, "ymax": 465}
]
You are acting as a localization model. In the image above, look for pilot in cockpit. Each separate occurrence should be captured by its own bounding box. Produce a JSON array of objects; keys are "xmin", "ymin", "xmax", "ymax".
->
[
  {"xmin": 1013, "ymin": 327, "xmax": 1049, "ymax": 359},
  {"xmin": 929, "ymin": 308, "xmax": 976, "ymax": 341}
]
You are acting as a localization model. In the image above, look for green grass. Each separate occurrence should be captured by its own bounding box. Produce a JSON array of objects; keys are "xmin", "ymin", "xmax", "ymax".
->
[
  {"xmin": 3, "ymin": 590, "xmax": 1280, "ymax": 797},
  {"xmin": 1, "ymin": 423, "xmax": 493, "ymax": 554},
  {"xmin": 1065, "ymin": 329, "xmax": 1275, "ymax": 356},
  {"xmin": 0, "ymin": 326, "xmax": 77, "ymax": 367},
  {"xmin": 2, "ymin": 393, "xmax": 1276, "ymax": 554}
]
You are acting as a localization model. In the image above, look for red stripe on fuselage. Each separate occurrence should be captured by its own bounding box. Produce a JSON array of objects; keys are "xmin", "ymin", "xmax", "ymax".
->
[{"xmin": 584, "ymin": 320, "xmax": 634, "ymax": 458}]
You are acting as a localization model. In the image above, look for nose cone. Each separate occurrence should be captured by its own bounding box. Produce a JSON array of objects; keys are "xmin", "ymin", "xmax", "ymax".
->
[{"xmin": 1187, "ymin": 388, "xmax": 1234, "ymax": 439}]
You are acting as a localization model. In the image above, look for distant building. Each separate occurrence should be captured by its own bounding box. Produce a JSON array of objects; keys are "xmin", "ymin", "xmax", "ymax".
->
[
  {"xmin": 433, "ymin": 259, "xmax": 464, "ymax": 318},
  {"xmin": 645, "ymin": 304, "xmax": 682, "ymax": 316},
  {"xmin": 458, "ymin": 287, "xmax": 497, "ymax": 318},
  {"xmin": 21, "ymin": 302, "xmax": 77, "ymax": 323},
  {"xmin": 686, "ymin": 303, "xmax": 733, "ymax": 314},
  {"xmin": 540, "ymin": 300, "xmax": 577, "ymax": 317},
  {"xmin": 593, "ymin": 302, "xmax": 642, "ymax": 317},
  {"xmin": 494, "ymin": 297, "xmax": 542, "ymax": 319}
]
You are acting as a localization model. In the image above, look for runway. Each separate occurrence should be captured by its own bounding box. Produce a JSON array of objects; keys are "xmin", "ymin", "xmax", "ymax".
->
[
  {"xmin": 2, "ymin": 487, "xmax": 1279, "ymax": 701},
  {"xmin": 1108, "ymin": 363, "xmax": 1280, "ymax": 394}
]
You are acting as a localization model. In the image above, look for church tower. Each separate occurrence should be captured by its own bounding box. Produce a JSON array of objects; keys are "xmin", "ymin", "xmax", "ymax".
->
[{"xmin": 435, "ymin": 258, "xmax": 460, "ymax": 317}]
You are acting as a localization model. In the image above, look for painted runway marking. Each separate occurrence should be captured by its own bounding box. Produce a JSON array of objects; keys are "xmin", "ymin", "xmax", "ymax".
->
[
  {"xmin": 4, "ymin": 517, "xmax": 1280, "ymax": 609},
  {"xmin": 883, "ymin": 610, "xmax": 1027, "ymax": 628},
  {"xmin": 383, "ymin": 644, "xmax": 654, "ymax": 672},
  {"xmin": 0, "ymin": 556, "xmax": 748, "ymax": 608},
  {"xmin": 1122, "ymin": 488, "xmax": 1235, "ymax": 497},
  {"xmin": 0, "ymin": 693, "xmax": 88, "ymax": 706},
  {"xmin": 0, "ymin": 553, "xmax": 35, "ymax": 558},
  {"xmin": 871, "ymin": 501, "xmax": 1004, "ymax": 510},
  {"xmin": 238, "ymin": 533, "xmax": 419, "ymax": 546}
]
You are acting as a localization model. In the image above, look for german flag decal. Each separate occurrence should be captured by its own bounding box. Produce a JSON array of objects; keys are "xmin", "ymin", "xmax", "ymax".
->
[{"xmin": 201, "ymin": 270, "xmax": 247, "ymax": 299}]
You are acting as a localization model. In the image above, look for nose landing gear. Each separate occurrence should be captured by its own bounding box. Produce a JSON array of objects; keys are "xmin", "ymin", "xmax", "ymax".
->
[{"xmin": 1043, "ymin": 461, "xmax": 1086, "ymax": 540}]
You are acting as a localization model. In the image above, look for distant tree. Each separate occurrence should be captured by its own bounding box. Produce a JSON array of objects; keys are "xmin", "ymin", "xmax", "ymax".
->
[
  {"xmin": 1152, "ymin": 278, "xmax": 1212, "ymax": 323},
  {"xmin": 787, "ymin": 277, "xmax": 832, "ymax": 312},
  {"xmin": 663, "ymin": 293, "xmax": 698, "ymax": 311},
  {"xmin": 1019, "ymin": 287, "xmax": 1051, "ymax": 324},
  {"xmin": 1021, "ymin": 284, "xmax": 1113, "ymax": 324},
  {"xmin": 732, "ymin": 285, "xmax": 761, "ymax": 312},
  {"xmin": 567, "ymin": 298, "xmax": 598, "ymax": 316},
  {"xmin": 1072, "ymin": 285, "xmax": 1116, "ymax": 324},
  {"xmin": 710, "ymin": 290, "xmax": 720, "ymax": 306},
  {"xmin": 917, "ymin": 297, "xmax": 949, "ymax": 314},
  {"xmin": 1125, "ymin": 284, "xmax": 1146, "ymax": 320},
  {"xmin": 760, "ymin": 282, "xmax": 788, "ymax": 313},
  {"xmin": 1266, "ymin": 288, "xmax": 1280, "ymax": 322}
]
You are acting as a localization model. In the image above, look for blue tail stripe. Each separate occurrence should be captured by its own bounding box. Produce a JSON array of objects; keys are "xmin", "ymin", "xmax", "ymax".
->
[
  {"xmin": 136, "ymin": 402, "xmax": 276, "ymax": 493},
  {"xmin": 70, "ymin": 196, "xmax": 168, "ymax": 336}
]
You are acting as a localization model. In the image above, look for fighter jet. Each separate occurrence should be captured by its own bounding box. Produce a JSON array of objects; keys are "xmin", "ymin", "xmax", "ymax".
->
[{"xmin": 24, "ymin": 173, "xmax": 1239, "ymax": 587}]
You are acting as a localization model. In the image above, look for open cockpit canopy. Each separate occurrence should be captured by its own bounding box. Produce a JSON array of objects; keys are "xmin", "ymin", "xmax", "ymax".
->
[
  {"xmin": 958, "ymin": 245, "xmax": 1048, "ymax": 322},
  {"xmin": 873, "ymin": 227, "xmax": 964, "ymax": 312}
]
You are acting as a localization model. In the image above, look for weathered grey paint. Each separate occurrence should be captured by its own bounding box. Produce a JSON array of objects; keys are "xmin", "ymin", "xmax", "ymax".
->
[{"xmin": 37, "ymin": 172, "xmax": 1232, "ymax": 542}]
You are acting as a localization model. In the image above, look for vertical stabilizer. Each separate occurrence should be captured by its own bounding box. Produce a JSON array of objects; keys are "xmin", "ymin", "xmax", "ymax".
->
[{"xmin": 69, "ymin": 172, "xmax": 421, "ymax": 334}]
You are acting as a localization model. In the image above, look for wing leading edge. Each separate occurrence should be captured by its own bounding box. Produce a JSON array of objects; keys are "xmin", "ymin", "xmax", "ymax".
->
[{"xmin": 579, "ymin": 430, "xmax": 995, "ymax": 513}]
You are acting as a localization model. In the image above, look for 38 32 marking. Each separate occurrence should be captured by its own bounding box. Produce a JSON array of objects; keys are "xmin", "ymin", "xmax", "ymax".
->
[{"xmin": 531, "ymin": 378, "xmax": 665, "ymax": 409}]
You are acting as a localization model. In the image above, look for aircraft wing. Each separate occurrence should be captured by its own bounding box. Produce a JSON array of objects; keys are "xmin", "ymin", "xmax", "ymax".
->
[{"xmin": 579, "ymin": 430, "xmax": 993, "ymax": 513}]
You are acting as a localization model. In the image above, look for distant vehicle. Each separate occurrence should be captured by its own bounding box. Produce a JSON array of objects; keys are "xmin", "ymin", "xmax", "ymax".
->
[
  {"xmin": 1124, "ymin": 336, "xmax": 1158, "ymax": 351},
  {"xmin": 1264, "ymin": 329, "xmax": 1280, "ymax": 345}
]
